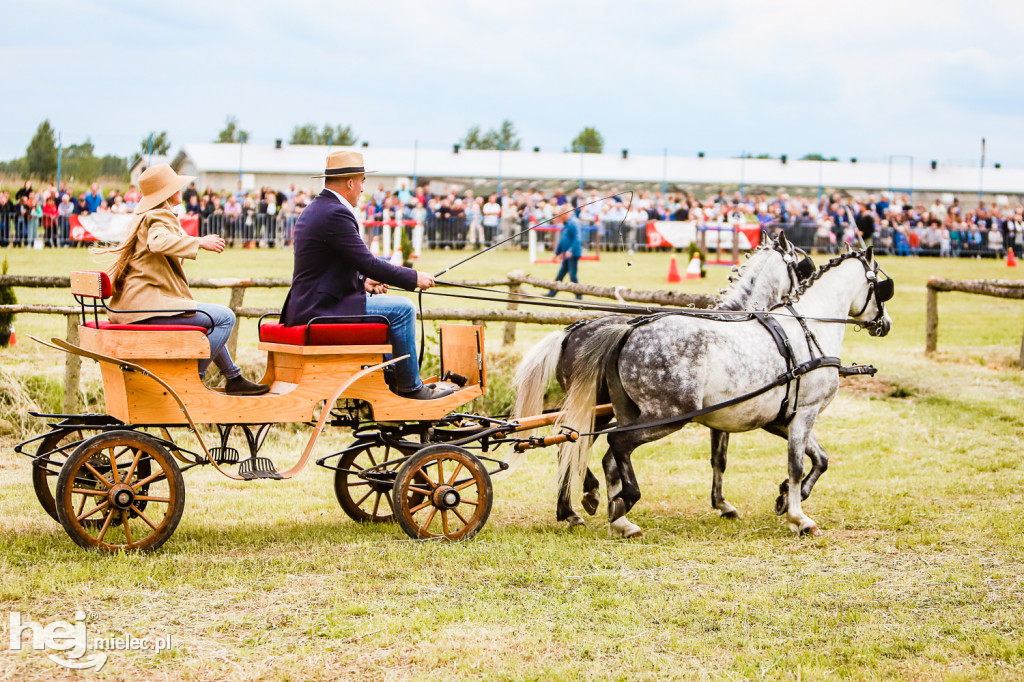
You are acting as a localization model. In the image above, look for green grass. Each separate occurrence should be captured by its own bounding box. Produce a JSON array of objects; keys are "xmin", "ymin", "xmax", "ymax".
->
[{"xmin": 1, "ymin": 245, "xmax": 1023, "ymax": 679}]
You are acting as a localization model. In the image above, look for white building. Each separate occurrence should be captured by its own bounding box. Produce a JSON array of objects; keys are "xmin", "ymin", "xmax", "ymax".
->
[{"xmin": 170, "ymin": 143, "xmax": 1024, "ymax": 202}]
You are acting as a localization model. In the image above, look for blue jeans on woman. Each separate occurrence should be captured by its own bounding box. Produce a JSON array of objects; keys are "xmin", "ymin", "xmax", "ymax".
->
[
  {"xmin": 134, "ymin": 302, "xmax": 242, "ymax": 380},
  {"xmin": 366, "ymin": 294, "xmax": 423, "ymax": 393}
]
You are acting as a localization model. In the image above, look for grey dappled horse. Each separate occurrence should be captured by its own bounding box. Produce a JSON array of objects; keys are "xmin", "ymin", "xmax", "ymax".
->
[
  {"xmin": 558, "ymin": 247, "xmax": 893, "ymax": 537},
  {"xmin": 511, "ymin": 234, "xmax": 815, "ymax": 536}
]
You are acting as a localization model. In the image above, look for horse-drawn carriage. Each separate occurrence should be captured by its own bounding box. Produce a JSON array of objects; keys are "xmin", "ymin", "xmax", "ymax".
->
[
  {"xmin": 16, "ymin": 238, "xmax": 893, "ymax": 551},
  {"xmin": 15, "ymin": 271, "xmax": 581, "ymax": 552}
]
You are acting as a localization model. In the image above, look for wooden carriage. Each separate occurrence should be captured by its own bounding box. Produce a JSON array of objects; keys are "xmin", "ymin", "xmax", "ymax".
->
[{"xmin": 17, "ymin": 271, "xmax": 577, "ymax": 553}]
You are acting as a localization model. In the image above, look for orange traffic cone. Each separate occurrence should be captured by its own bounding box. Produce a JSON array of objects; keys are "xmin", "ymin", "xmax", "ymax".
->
[
  {"xmin": 8, "ymin": 327, "xmax": 15, "ymax": 346},
  {"xmin": 1008, "ymin": 249, "xmax": 1017, "ymax": 267},
  {"xmin": 684, "ymin": 253, "xmax": 702, "ymax": 280},
  {"xmin": 667, "ymin": 255, "xmax": 681, "ymax": 283}
]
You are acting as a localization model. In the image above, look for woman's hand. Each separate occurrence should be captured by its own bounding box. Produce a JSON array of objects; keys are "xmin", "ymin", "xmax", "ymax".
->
[
  {"xmin": 365, "ymin": 278, "xmax": 388, "ymax": 295},
  {"xmin": 199, "ymin": 234, "xmax": 225, "ymax": 253}
]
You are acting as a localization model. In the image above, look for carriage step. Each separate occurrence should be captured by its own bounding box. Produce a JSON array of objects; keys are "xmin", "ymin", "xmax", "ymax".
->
[
  {"xmin": 238, "ymin": 457, "xmax": 282, "ymax": 480},
  {"xmin": 210, "ymin": 447, "xmax": 240, "ymax": 464}
]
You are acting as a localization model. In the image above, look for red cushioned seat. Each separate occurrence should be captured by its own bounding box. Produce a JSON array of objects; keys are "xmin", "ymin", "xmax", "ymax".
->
[
  {"xmin": 260, "ymin": 322, "xmax": 388, "ymax": 346},
  {"xmin": 83, "ymin": 321, "xmax": 208, "ymax": 332}
]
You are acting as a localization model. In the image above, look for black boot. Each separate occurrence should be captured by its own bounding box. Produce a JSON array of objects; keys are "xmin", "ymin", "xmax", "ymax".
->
[{"xmin": 225, "ymin": 376, "xmax": 270, "ymax": 396}]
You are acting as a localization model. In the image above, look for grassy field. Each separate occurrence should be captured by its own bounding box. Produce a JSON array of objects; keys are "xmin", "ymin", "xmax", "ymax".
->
[{"xmin": 1, "ymin": 244, "xmax": 1023, "ymax": 679}]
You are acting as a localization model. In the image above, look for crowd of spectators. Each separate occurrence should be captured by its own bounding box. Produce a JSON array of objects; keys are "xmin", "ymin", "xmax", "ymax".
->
[{"xmin": 2, "ymin": 178, "xmax": 1021, "ymax": 258}]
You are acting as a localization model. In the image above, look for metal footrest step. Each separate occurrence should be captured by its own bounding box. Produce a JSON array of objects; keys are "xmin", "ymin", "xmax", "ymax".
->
[
  {"xmin": 238, "ymin": 456, "xmax": 282, "ymax": 480},
  {"xmin": 210, "ymin": 447, "xmax": 240, "ymax": 464}
]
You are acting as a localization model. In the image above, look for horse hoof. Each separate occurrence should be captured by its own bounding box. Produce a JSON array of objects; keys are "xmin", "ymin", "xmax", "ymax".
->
[
  {"xmin": 774, "ymin": 495, "xmax": 787, "ymax": 516},
  {"xmin": 608, "ymin": 498, "xmax": 626, "ymax": 522},
  {"xmin": 800, "ymin": 523, "xmax": 821, "ymax": 537},
  {"xmin": 566, "ymin": 515, "xmax": 586, "ymax": 529},
  {"xmin": 580, "ymin": 492, "xmax": 599, "ymax": 516},
  {"xmin": 610, "ymin": 517, "xmax": 643, "ymax": 539},
  {"xmin": 720, "ymin": 509, "xmax": 740, "ymax": 520}
]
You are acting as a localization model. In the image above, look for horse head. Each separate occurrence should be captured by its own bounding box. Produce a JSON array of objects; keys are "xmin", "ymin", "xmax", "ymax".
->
[{"xmin": 849, "ymin": 246, "xmax": 893, "ymax": 337}]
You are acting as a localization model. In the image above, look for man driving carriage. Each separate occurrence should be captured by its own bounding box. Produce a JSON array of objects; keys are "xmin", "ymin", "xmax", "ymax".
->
[{"xmin": 281, "ymin": 151, "xmax": 455, "ymax": 401}]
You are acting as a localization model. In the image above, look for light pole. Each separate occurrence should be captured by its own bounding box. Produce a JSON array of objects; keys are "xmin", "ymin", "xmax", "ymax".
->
[
  {"xmin": 662, "ymin": 147, "xmax": 668, "ymax": 195},
  {"xmin": 412, "ymin": 139, "xmax": 418, "ymax": 189},
  {"xmin": 237, "ymin": 132, "xmax": 246, "ymax": 187},
  {"xmin": 979, "ymin": 137, "xmax": 986, "ymax": 204},
  {"xmin": 578, "ymin": 144, "xmax": 585, "ymax": 191}
]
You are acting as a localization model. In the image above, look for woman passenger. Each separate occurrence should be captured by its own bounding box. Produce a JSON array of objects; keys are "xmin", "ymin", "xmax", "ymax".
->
[{"xmin": 98, "ymin": 164, "xmax": 268, "ymax": 395}]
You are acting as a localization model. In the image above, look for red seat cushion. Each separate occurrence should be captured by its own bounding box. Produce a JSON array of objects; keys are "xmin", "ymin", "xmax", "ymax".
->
[
  {"xmin": 83, "ymin": 321, "xmax": 208, "ymax": 332},
  {"xmin": 260, "ymin": 322, "xmax": 389, "ymax": 346}
]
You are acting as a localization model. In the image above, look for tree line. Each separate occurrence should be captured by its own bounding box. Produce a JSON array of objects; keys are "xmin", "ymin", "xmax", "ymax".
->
[{"xmin": 1, "ymin": 115, "xmax": 612, "ymax": 183}]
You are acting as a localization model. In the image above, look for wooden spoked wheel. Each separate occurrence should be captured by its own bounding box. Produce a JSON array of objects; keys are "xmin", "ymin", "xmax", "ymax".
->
[
  {"xmin": 55, "ymin": 431, "xmax": 185, "ymax": 553},
  {"xmin": 334, "ymin": 440, "xmax": 426, "ymax": 523},
  {"xmin": 392, "ymin": 445, "xmax": 493, "ymax": 541},
  {"xmin": 33, "ymin": 427, "xmax": 93, "ymax": 523}
]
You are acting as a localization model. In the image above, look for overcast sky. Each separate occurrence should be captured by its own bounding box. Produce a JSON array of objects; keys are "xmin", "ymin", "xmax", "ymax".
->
[{"xmin": 4, "ymin": 0, "xmax": 1022, "ymax": 168}]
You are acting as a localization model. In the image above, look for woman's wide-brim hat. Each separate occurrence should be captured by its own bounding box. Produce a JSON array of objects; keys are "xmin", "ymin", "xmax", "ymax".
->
[
  {"xmin": 311, "ymin": 150, "xmax": 376, "ymax": 179},
  {"xmin": 134, "ymin": 164, "xmax": 195, "ymax": 214}
]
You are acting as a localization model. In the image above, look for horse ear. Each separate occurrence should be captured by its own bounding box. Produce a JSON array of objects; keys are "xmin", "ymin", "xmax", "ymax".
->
[
  {"xmin": 778, "ymin": 230, "xmax": 790, "ymax": 249},
  {"xmin": 865, "ymin": 245, "xmax": 875, "ymax": 262}
]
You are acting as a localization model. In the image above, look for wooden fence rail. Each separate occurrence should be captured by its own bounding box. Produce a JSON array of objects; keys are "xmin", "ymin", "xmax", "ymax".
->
[{"xmin": 925, "ymin": 277, "xmax": 1024, "ymax": 366}]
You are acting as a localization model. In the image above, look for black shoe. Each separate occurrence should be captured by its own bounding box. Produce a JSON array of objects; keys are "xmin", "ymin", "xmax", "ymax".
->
[
  {"xmin": 396, "ymin": 384, "xmax": 457, "ymax": 401},
  {"xmin": 225, "ymin": 376, "xmax": 270, "ymax": 396}
]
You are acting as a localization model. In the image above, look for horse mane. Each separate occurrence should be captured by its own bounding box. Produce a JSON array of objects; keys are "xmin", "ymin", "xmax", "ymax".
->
[
  {"xmin": 784, "ymin": 249, "xmax": 865, "ymax": 304},
  {"xmin": 714, "ymin": 243, "xmax": 777, "ymax": 311}
]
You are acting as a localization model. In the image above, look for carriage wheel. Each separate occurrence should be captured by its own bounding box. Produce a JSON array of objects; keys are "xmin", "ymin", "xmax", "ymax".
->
[
  {"xmin": 392, "ymin": 445, "xmax": 493, "ymax": 541},
  {"xmin": 333, "ymin": 440, "xmax": 426, "ymax": 523},
  {"xmin": 55, "ymin": 431, "xmax": 184, "ymax": 553}
]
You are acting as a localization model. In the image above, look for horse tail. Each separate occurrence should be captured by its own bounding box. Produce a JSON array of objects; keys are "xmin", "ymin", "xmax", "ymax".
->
[
  {"xmin": 556, "ymin": 322, "xmax": 633, "ymax": 493},
  {"xmin": 503, "ymin": 330, "xmax": 566, "ymax": 473}
]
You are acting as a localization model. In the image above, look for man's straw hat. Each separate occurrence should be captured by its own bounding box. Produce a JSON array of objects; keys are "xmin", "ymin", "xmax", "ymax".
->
[
  {"xmin": 312, "ymin": 150, "xmax": 375, "ymax": 179},
  {"xmin": 134, "ymin": 164, "xmax": 195, "ymax": 214}
]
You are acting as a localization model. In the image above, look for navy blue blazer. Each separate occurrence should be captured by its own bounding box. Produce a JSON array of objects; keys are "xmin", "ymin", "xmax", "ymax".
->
[{"xmin": 281, "ymin": 191, "xmax": 418, "ymax": 326}]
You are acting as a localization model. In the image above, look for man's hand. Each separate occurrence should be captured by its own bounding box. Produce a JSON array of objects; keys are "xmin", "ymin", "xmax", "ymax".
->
[
  {"xmin": 415, "ymin": 271, "xmax": 436, "ymax": 289},
  {"xmin": 365, "ymin": 278, "xmax": 388, "ymax": 295},
  {"xmin": 198, "ymin": 234, "xmax": 225, "ymax": 253}
]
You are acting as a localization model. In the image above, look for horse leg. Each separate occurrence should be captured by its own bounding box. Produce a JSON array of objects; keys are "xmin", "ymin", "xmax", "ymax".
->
[
  {"xmin": 767, "ymin": 426, "xmax": 829, "ymax": 511},
  {"xmin": 581, "ymin": 468, "xmax": 601, "ymax": 516},
  {"xmin": 780, "ymin": 413, "xmax": 820, "ymax": 536},
  {"xmin": 800, "ymin": 434, "xmax": 829, "ymax": 501},
  {"xmin": 601, "ymin": 446, "xmax": 643, "ymax": 539},
  {"xmin": 555, "ymin": 443, "xmax": 585, "ymax": 527},
  {"xmin": 710, "ymin": 429, "xmax": 739, "ymax": 519}
]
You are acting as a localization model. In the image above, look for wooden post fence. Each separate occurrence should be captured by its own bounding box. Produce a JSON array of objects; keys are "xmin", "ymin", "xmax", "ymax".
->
[{"xmin": 925, "ymin": 277, "xmax": 1024, "ymax": 366}]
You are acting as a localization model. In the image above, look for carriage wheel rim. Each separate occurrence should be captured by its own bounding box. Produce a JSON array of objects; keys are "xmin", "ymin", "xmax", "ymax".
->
[
  {"xmin": 57, "ymin": 432, "xmax": 184, "ymax": 553},
  {"xmin": 394, "ymin": 447, "xmax": 492, "ymax": 541}
]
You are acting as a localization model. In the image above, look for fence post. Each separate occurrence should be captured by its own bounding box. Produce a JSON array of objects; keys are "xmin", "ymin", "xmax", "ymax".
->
[
  {"xmin": 732, "ymin": 224, "xmax": 740, "ymax": 264},
  {"xmin": 1019, "ymin": 322, "xmax": 1024, "ymax": 368},
  {"xmin": 64, "ymin": 314, "xmax": 81, "ymax": 413},
  {"xmin": 227, "ymin": 285, "xmax": 246, "ymax": 357},
  {"xmin": 503, "ymin": 282, "xmax": 520, "ymax": 346},
  {"xmin": 925, "ymin": 286, "xmax": 938, "ymax": 353}
]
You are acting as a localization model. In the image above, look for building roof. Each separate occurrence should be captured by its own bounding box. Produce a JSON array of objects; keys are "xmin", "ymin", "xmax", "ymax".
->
[{"xmin": 179, "ymin": 143, "xmax": 1024, "ymax": 195}]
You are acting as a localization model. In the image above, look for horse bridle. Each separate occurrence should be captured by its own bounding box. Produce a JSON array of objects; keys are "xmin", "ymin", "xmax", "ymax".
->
[
  {"xmin": 850, "ymin": 254, "xmax": 894, "ymax": 327},
  {"xmin": 768, "ymin": 240, "xmax": 816, "ymax": 297}
]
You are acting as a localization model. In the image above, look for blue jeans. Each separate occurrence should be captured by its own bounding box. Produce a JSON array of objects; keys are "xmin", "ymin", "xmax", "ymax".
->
[
  {"xmin": 366, "ymin": 295, "xmax": 422, "ymax": 392},
  {"xmin": 548, "ymin": 257, "xmax": 582, "ymax": 299},
  {"xmin": 134, "ymin": 302, "xmax": 242, "ymax": 380}
]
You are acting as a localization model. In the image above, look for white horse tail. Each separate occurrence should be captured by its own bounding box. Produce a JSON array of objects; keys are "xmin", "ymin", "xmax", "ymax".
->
[
  {"xmin": 555, "ymin": 322, "xmax": 633, "ymax": 493},
  {"xmin": 503, "ymin": 330, "xmax": 566, "ymax": 473}
]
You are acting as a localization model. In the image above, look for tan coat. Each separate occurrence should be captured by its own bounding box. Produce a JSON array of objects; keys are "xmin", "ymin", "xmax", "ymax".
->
[{"xmin": 108, "ymin": 207, "xmax": 200, "ymax": 324}]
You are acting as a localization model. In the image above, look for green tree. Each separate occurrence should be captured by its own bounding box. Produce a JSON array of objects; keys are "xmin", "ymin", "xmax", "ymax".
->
[
  {"xmin": 289, "ymin": 123, "xmax": 358, "ymax": 146},
  {"xmin": 800, "ymin": 153, "xmax": 838, "ymax": 162},
  {"xmin": 63, "ymin": 140, "xmax": 101, "ymax": 181},
  {"xmin": 26, "ymin": 120, "xmax": 58, "ymax": 179},
  {"xmin": 461, "ymin": 119, "xmax": 521, "ymax": 150},
  {"xmin": 570, "ymin": 127, "xmax": 603, "ymax": 153},
  {"xmin": 140, "ymin": 131, "xmax": 171, "ymax": 156},
  {"xmin": 216, "ymin": 116, "xmax": 249, "ymax": 143},
  {"xmin": 319, "ymin": 124, "xmax": 357, "ymax": 146},
  {"xmin": 290, "ymin": 123, "xmax": 317, "ymax": 145}
]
